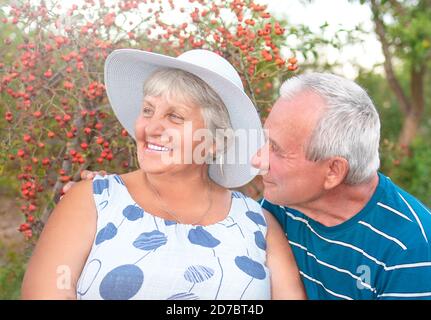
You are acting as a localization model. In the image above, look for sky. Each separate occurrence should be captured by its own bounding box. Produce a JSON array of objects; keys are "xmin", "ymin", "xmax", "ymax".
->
[
  {"xmin": 261, "ymin": 0, "xmax": 384, "ymax": 78},
  {"xmin": 51, "ymin": 0, "xmax": 385, "ymax": 79}
]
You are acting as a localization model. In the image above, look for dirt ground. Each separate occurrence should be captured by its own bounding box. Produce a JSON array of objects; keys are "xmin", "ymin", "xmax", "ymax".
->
[{"xmin": 0, "ymin": 195, "xmax": 26, "ymax": 260}]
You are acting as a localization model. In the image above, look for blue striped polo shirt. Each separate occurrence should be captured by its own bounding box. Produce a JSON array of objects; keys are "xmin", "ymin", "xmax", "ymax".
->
[{"xmin": 261, "ymin": 172, "xmax": 431, "ymax": 300}]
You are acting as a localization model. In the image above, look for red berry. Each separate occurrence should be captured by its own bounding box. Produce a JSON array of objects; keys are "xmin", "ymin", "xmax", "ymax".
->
[
  {"xmin": 33, "ymin": 111, "xmax": 42, "ymax": 118},
  {"xmin": 19, "ymin": 223, "xmax": 31, "ymax": 232},
  {"xmin": 5, "ymin": 111, "xmax": 13, "ymax": 122},
  {"xmin": 60, "ymin": 175, "xmax": 71, "ymax": 182},
  {"xmin": 44, "ymin": 69, "xmax": 53, "ymax": 78},
  {"xmin": 288, "ymin": 57, "xmax": 298, "ymax": 65}
]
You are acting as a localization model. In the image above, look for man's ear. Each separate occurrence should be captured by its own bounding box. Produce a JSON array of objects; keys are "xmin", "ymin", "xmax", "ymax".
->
[{"xmin": 323, "ymin": 157, "xmax": 349, "ymax": 190}]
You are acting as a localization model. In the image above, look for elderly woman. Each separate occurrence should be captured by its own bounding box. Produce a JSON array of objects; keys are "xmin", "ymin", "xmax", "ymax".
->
[{"xmin": 21, "ymin": 49, "xmax": 305, "ymax": 300}]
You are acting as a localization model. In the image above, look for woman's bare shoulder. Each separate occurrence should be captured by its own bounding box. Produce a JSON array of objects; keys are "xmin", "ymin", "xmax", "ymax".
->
[
  {"xmin": 58, "ymin": 179, "xmax": 95, "ymax": 213},
  {"xmin": 21, "ymin": 179, "xmax": 97, "ymax": 299}
]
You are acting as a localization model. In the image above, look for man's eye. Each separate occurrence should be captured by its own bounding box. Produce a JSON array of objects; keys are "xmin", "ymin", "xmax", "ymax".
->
[{"xmin": 270, "ymin": 143, "xmax": 278, "ymax": 152}]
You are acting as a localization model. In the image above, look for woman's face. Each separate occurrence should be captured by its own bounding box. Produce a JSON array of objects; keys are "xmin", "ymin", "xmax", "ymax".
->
[{"xmin": 135, "ymin": 94, "xmax": 212, "ymax": 175}]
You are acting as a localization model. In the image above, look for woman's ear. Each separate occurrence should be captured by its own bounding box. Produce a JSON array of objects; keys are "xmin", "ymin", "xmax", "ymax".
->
[{"xmin": 323, "ymin": 157, "xmax": 349, "ymax": 190}]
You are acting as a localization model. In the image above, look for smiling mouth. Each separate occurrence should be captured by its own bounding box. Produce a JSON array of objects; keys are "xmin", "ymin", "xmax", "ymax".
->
[{"xmin": 145, "ymin": 142, "xmax": 172, "ymax": 152}]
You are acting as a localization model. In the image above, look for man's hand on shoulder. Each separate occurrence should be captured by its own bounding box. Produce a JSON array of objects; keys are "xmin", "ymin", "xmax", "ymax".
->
[{"xmin": 61, "ymin": 170, "xmax": 108, "ymax": 196}]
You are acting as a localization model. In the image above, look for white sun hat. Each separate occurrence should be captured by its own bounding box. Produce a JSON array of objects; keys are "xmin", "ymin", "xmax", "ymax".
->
[{"xmin": 104, "ymin": 49, "xmax": 264, "ymax": 188}]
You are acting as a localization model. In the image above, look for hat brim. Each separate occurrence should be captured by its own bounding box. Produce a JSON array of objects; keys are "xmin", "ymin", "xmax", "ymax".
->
[{"xmin": 104, "ymin": 49, "xmax": 264, "ymax": 188}]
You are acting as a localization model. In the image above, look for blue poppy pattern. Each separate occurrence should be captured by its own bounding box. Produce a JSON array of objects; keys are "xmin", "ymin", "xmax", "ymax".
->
[
  {"xmin": 123, "ymin": 205, "xmax": 144, "ymax": 221},
  {"xmin": 246, "ymin": 211, "xmax": 267, "ymax": 227},
  {"xmin": 235, "ymin": 256, "xmax": 266, "ymax": 280},
  {"xmin": 184, "ymin": 265, "xmax": 215, "ymax": 283},
  {"xmin": 99, "ymin": 264, "xmax": 144, "ymax": 300},
  {"xmin": 167, "ymin": 292, "xmax": 200, "ymax": 300},
  {"xmin": 76, "ymin": 174, "xmax": 271, "ymax": 300},
  {"xmin": 254, "ymin": 231, "xmax": 267, "ymax": 250},
  {"xmin": 93, "ymin": 179, "xmax": 109, "ymax": 195},
  {"xmin": 95, "ymin": 222, "xmax": 117, "ymax": 245},
  {"xmin": 133, "ymin": 230, "xmax": 168, "ymax": 251},
  {"xmin": 188, "ymin": 226, "xmax": 221, "ymax": 248}
]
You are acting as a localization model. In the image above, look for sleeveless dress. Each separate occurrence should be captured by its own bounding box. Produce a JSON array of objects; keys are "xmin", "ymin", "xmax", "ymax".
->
[{"xmin": 76, "ymin": 174, "xmax": 271, "ymax": 300}]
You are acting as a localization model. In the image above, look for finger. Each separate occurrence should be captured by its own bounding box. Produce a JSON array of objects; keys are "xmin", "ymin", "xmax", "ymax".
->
[
  {"xmin": 62, "ymin": 181, "xmax": 75, "ymax": 194},
  {"xmin": 80, "ymin": 170, "xmax": 95, "ymax": 180}
]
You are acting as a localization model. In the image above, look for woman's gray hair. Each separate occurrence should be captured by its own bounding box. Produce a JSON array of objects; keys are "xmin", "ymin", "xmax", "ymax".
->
[
  {"xmin": 280, "ymin": 73, "xmax": 381, "ymax": 185},
  {"xmin": 143, "ymin": 67, "xmax": 233, "ymax": 157}
]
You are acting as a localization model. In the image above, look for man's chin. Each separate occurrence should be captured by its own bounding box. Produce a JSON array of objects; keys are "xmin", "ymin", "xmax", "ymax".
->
[{"xmin": 262, "ymin": 186, "xmax": 280, "ymax": 204}]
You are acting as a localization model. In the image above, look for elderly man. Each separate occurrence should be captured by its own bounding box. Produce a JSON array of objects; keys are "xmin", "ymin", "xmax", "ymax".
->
[{"xmin": 252, "ymin": 73, "xmax": 431, "ymax": 300}]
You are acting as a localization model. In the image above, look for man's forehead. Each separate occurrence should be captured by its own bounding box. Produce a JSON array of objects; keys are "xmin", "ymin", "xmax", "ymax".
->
[
  {"xmin": 272, "ymin": 92, "xmax": 325, "ymax": 121},
  {"xmin": 264, "ymin": 92, "xmax": 325, "ymax": 142}
]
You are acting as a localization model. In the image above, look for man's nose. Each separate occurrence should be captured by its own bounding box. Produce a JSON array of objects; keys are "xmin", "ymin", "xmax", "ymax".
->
[{"xmin": 251, "ymin": 143, "xmax": 269, "ymax": 175}]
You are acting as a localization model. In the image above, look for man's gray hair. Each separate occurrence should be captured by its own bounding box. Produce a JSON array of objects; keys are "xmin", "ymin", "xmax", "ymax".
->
[
  {"xmin": 143, "ymin": 67, "xmax": 233, "ymax": 156},
  {"xmin": 280, "ymin": 73, "xmax": 381, "ymax": 185}
]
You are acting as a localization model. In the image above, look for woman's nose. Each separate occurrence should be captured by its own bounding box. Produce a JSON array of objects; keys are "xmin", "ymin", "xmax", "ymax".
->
[
  {"xmin": 144, "ymin": 115, "xmax": 165, "ymax": 136},
  {"xmin": 251, "ymin": 143, "xmax": 269, "ymax": 175}
]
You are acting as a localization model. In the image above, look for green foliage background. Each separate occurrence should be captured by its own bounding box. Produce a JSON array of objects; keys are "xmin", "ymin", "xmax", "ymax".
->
[{"xmin": 356, "ymin": 69, "xmax": 431, "ymax": 207}]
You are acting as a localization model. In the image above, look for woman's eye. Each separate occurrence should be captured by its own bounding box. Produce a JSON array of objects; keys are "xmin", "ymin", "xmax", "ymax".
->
[
  {"xmin": 169, "ymin": 114, "xmax": 184, "ymax": 122},
  {"xmin": 142, "ymin": 107, "xmax": 153, "ymax": 116}
]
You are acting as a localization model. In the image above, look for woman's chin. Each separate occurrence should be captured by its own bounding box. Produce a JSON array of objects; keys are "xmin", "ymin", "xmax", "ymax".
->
[{"xmin": 139, "ymin": 162, "xmax": 170, "ymax": 174}]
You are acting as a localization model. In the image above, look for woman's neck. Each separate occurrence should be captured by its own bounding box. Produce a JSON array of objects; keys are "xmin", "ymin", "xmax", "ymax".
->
[{"xmin": 141, "ymin": 166, "xmax": 213, "ymax": 201}]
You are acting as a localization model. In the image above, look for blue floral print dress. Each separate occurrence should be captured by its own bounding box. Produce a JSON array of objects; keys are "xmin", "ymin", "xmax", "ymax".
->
[{"xmin": 76, "ymin": 174, "xmax": 271, "ymax": 300}]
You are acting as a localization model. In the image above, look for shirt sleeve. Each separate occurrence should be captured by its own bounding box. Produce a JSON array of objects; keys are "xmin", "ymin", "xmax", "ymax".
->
[{"xmin": 377, "ymin": 243, "xmax": 431, "ymax": 300}]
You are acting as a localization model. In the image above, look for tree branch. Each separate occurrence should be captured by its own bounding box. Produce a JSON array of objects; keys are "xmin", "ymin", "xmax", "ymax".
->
[
  {"xmin": 387, "ymin": 0, "xmax": 407, "ymax": 17},
  {"xmin": 370, "ymin": 0, "xmax": 411, "ymax": 115}
]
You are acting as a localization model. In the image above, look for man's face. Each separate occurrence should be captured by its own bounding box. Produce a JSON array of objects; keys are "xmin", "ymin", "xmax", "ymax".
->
[{"xmin": 252, "ymin": 91, "xmax": 328, "ymax": 207}]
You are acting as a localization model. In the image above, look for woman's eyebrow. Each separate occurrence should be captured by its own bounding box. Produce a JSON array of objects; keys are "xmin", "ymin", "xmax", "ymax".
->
[
  {"xmin": 142, "ymin": 99, "xmax": 154, "ymax": 107},
  {"xmin": 167, "ymin": 103, "xmax": 191, "ymax": 114}
]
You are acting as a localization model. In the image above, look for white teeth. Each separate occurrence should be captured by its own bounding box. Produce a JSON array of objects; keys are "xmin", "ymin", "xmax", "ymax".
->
[{"xmin": 147, "ymin": 143, "xmax": 170, "ymax": 152}]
